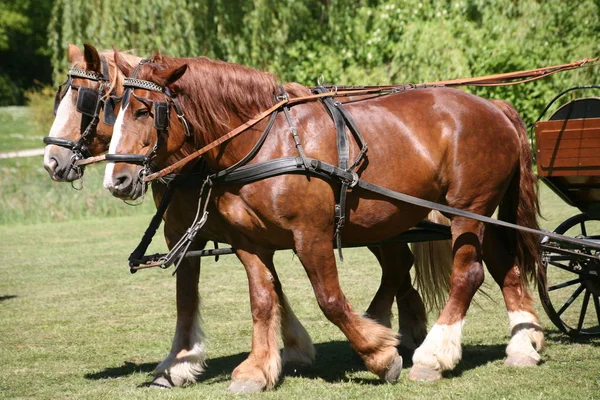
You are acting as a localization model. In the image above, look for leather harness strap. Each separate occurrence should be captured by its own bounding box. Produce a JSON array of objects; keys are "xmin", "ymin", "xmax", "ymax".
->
[{"xmin": 210, "ymin": 156, "xmax": 600, "ymax": 252}]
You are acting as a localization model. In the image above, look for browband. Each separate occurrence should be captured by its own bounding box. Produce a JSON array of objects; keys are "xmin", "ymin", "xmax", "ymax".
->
[
  {"xmin": 68, "ymin": 67, "xmax": 105, "ymax": 82},
  {"xmin": 123, "ymin": 77, "xmax": 165, "ymax": 93}
]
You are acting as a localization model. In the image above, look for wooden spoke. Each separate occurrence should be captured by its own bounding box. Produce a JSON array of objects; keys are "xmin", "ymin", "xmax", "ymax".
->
[
  {"xmin": 594, "ymin": 294, "xmax": 600, "ymax": 327},
  {"xmin": 576, "ymin": 290, "xmax": 591, "ymax": 333},
  {"xmin": 549, "ymin": 278, "xmax": 581, "ymax": 292},
  {"xmin": 557, "ymin": 284, "xmax": 585, "ymax": 316}
]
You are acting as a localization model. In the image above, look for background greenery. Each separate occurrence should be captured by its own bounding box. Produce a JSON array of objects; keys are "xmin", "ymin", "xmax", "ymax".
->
[{"xmin": 1, "ymin": 0, "xmax": 599, "ymax": 126}]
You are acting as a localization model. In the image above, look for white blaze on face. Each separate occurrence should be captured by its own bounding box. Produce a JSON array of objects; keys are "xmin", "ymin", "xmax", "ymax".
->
[
  {"xmin": 103, "ymin": 103, "xmax": 128, "ymax": 189},
  {"xmin": 44, "ymin": 87, "xmax": 74, "ymax": 165}
]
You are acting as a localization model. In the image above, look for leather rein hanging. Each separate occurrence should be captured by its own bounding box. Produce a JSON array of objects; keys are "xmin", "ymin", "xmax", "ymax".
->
[{"xmin": 43, "ymin": 56, "xmax": 120, "ymax": 166}]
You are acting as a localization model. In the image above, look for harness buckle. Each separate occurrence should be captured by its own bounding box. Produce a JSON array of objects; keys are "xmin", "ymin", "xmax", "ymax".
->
[{"xmin": 348, "ymin": 171, "xmax": 359, "ymax": 189}]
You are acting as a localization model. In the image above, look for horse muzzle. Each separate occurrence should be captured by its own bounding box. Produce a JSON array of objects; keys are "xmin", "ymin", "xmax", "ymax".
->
[
  {"xmin": 43, "ymin": 145, "xmax": 81, "ymax": 182},
  {"xmin": 105, "ymin": 164, "xmax": 145, "ymax": 200}
]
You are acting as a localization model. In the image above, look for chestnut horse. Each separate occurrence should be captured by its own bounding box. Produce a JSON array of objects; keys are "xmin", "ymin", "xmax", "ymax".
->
[
  {"xmin": 105, "ymin": 53, "xmax": 544, "ymax": 390},
  {"xmin": 44, "ymin": 45, "xmax": 451, "ymax": 389}
]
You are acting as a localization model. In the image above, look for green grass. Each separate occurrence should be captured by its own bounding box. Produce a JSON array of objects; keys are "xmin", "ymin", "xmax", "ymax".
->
[
  {"xmin": 1, "ymin": 190, "xmax": 600, "ymax": 399},
  {"xmin": 0, "ymin": 107, "xmax": 45, "ymax": 153},
  {"xmin": 1, "ymin": 107, "xmax": 599, "ymax": 398},
  {"xmin": 0, "ymin": 156, "xmax": 154, "ymax": 225}
]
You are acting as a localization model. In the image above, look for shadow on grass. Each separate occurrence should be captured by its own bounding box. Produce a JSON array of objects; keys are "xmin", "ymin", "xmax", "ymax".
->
[
  {"xmin": 85, "ymin": 341, "xmax": 520, "ymax": 385},
  {"xmin": 85, "ymin": 341, "xmax": 365, "ymax": 385},
  {"xmin": 443, "ymin": 344, "xmax": 506, "ymax": 378},
  {"xmin": 85, "ymin": 361, "xmax": 156, "ymax": 380},
  {"xmin": 544, "ymin": 329, "xmax": 600, "ymax": 346},
  {"xmin": 0, "ymin": 295, "xmax": 17, "ymax": 303}
]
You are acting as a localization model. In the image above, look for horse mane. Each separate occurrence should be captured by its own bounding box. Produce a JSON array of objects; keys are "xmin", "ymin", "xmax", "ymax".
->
[
  {"xmin": 100, "ymin": 51, "xmax": 141, "ymax": 99},
  {"xmin": 139, "ymin": 55, "xmax": 309, "ymax": 145}
]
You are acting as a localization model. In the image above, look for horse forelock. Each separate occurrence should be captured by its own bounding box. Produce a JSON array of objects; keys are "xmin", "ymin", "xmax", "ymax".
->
[{"xmin": 138, "ymin": 56, "xmax": 284, "ymax": 144}]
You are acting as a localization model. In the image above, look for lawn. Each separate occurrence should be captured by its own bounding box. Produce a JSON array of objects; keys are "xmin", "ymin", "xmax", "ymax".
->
[
  {"xmin": 1, "ymin": 106, "xmax": 599, "ymax": 399},
  {"xmin": 0, "ymin": 107, "xmax": 45, "ymax": 153}
]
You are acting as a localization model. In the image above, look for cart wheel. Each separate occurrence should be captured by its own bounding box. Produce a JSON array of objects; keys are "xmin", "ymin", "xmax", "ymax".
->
[{"xmin": 538, "ymin": 214, "xmax": 600, "ymax": 338}]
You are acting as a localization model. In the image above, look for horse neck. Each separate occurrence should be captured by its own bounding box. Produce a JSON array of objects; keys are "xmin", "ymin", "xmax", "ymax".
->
[{"xmin": 179, "ymin": 58, "xmax": 284, "ymax": 170}]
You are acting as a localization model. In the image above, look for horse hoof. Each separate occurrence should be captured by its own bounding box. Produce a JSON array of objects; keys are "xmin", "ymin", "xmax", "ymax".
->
[
  {"xmin": 408, "ymin": 364, "xmax": 442, "ymax": 382},
  {"xmin": 150, "ymin": 375, "xmax": 173, "ymax": 389},
  {"xmin": 504, "ymin": 354, "xmax": 539, "ymax": 367},
  {"xmin": 380, "ymin": 352, "xmax": 403, "ymax": 383},
  {"xmin": 228, "ymin": 380, "xmax": 266, "ymax": 394}
]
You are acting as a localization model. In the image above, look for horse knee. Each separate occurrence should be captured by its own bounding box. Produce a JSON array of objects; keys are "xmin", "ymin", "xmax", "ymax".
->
[
  {"xmin": 250, "ymin": 288, "xmax": 276, "ymax": 321},
  {"xmin": 316, "ymin": 293, "xmax": 348, "ymax": 323}
]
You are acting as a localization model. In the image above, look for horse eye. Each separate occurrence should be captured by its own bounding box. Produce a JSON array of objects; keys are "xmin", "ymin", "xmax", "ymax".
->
[{"xmin": 134, "ymin": 109, "xmax": 149, "ymax": 119}]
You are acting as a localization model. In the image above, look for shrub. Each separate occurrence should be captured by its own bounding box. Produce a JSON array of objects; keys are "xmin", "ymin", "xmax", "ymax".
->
[{"xmin": 24, "ymin": 85, "xmax": 56, "ymax": 135}]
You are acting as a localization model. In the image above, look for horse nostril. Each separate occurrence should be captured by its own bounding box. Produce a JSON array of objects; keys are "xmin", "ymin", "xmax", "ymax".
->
[
  {"xmin": 113, "ymin": 173, "xmax": 132, "ymax": 190},
  {"xmin": 45, "ymin": 157, "xmax": 58, "ymax": 174}
]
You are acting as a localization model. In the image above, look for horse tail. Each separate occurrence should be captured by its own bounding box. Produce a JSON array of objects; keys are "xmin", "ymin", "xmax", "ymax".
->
[
  {"xmin": 411, "ymin": 210, "xmax": 453, "ymax": 312},
  {"xmin": 492, "ymin": 99, "xmax": 542, "ymax": 288}
]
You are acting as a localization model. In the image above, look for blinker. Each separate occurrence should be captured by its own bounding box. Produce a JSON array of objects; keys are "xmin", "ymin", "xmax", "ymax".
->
[
  {"xmin": 154, "ymin": 102, "xmax": 170, "ymax": 131},
  {"xmin": 76, "ymin": 87, "xmax": 100, "ymax": 116},
  {"xmin": 122, "ymin": 88, "xmax": 131, "ymax": 109},
  {"xmin": 103, "ymin": 97, "xmax": 118, "ymax": 125},
  {"xmin": 53, "ymin": 77, "xmax": 71, "ymax": 116}
]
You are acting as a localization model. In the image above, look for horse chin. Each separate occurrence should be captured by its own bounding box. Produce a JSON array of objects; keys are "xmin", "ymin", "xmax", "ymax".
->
[
  {"xmin": 49, "ymin": 164, "xmax": 82, "ymax": 182},
  {"xmin": 118, "ymin": 181, "xmax": 145, "ymax": 201}
]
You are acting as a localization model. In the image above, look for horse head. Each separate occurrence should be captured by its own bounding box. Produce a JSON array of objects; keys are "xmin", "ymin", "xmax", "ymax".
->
[
  {"xmin": 104, "ymin": 50, "xmax": 190, "ymax": 200},
  {"xmin": 43, "ymin": 44, "xmax": 139, "ymax": 182}
]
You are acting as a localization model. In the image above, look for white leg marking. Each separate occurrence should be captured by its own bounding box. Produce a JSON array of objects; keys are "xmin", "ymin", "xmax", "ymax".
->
[
  {"xmin": 103, "ymin": 103, "xmax": 128, "ymax": 189},
  {"xmin": 280, "ymin": 295, "xmax": 315, "ymax": 366},
  {"xmin": 155, "ymin": 311, "xmax": 207, "ymax": 386},
  {"xmin": 506, "ymin": 311, "xmax": 544, "ymax": 362},
  {"xmin": 412, "ymin": 320, "xmax": 464, "ymax": 371}
]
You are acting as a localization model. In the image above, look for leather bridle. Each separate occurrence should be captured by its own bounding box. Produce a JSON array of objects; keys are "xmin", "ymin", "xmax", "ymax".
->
[
  {"xmin": 104, "ymin": 65, "xmax": 192, "ymax": 180},
  {"xmin": 43, "ymin": 56, "xmax": 120, "ymax": 165}
]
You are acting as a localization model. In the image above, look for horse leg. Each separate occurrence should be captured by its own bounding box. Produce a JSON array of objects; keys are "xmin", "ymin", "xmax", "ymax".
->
[
  {"xmin": 152, "ymin": 245, "xmax": 206, "ymax": 388},
  {"xmin": 483, "ymin": 225, "xmax": 544, "ymax": 366},
  {"xmin": 295, "ymin": 233, "xmax": 402, "ymax": 382},
  {"xmin": 409, "ymin": 217, "xmax": 485, "ymax": 381},
  {"xmin": 365, "ymin": 243, "xmax": 428, "ymax": 354},
  {"xmin": 277, "ymin": 271, "xmax": 316, "ymax": 368},
  {"xmin": 228, "ymin": 245, "xmax": 283, "ymax": 393},
  {"xmin": 396, "ymin": 271, "xmax": 428, "ymax": 355},
  {"xmin": 365, "ymin": 244, "xmax": 405, "ymax": 328}
]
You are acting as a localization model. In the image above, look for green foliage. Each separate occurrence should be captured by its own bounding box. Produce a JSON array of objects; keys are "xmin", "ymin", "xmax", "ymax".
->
[
  {"xmin": 0, "ymin": 0, "xmax": 53, "ymax": 105},
  {"xmin": 49, "ymin": 0, "xmax": 199, "ymax": 83},
  {"xmin": 24, "ymin": 85, "xmax": 56, "ymax": 136},
  {"xmin": 47, "ymin": 0, "xmax": 600, "ymax": 124}
]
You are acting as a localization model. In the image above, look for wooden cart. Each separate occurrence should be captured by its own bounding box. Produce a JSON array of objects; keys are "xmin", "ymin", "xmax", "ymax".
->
[{"xmin": 535, "ymin": 92, "xmax": 600, "ymax": 338}]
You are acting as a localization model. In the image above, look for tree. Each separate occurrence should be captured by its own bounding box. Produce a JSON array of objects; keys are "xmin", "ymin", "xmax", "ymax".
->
[{"xmin": 0, "ymin": 0, "xmax": 53, "ymax": 105}]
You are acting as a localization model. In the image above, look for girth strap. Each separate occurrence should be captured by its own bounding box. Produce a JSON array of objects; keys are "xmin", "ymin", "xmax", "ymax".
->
[
  {"xmin": 214, "ymin": 156, "xmax": 600, "ymax": 252},
  {"xmin": 312, "ymin": 85, "xmax": 366, "ymax": 260}
]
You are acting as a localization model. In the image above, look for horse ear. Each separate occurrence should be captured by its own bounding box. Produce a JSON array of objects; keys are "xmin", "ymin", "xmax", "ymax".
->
[
  {"xmin": 83, "ymin": 43, "xmax": 101, "ymax": 73},
  {"xmin": 155, "ymin": 65, "xmax": 188, "ymax": 87},
  {"xmin": 67, "ymin": 44, "xmax": 83, "ymax": 63},
  {"xmin": 152, "ymin": 51, "xmax": 163, "ymax": 63},
  {"xmin": 113, "ymin": 46, "xmax": 133, "ymax": 77}
]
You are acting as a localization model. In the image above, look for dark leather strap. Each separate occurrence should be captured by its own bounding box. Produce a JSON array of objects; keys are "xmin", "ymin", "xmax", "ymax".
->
[
  {"xmin": 128, "ymin": 181, "xmax": 178, "ymax": 272},
  {"xmin": 43, "ymin": 137, "xmax": 77, "ymax": 149},
  {"xmin": 105, "ymin": 154, "xmax": 148, "ymax": 164},
  {"xmin": 211, "ymin": 155, "xmax": 600, "ymax": 252}
]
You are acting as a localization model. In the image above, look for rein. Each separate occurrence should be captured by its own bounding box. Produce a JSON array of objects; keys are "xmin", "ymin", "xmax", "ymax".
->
[{"xmin": 138, "ymin": 56, "xmax": 598, "ymax": 181}]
